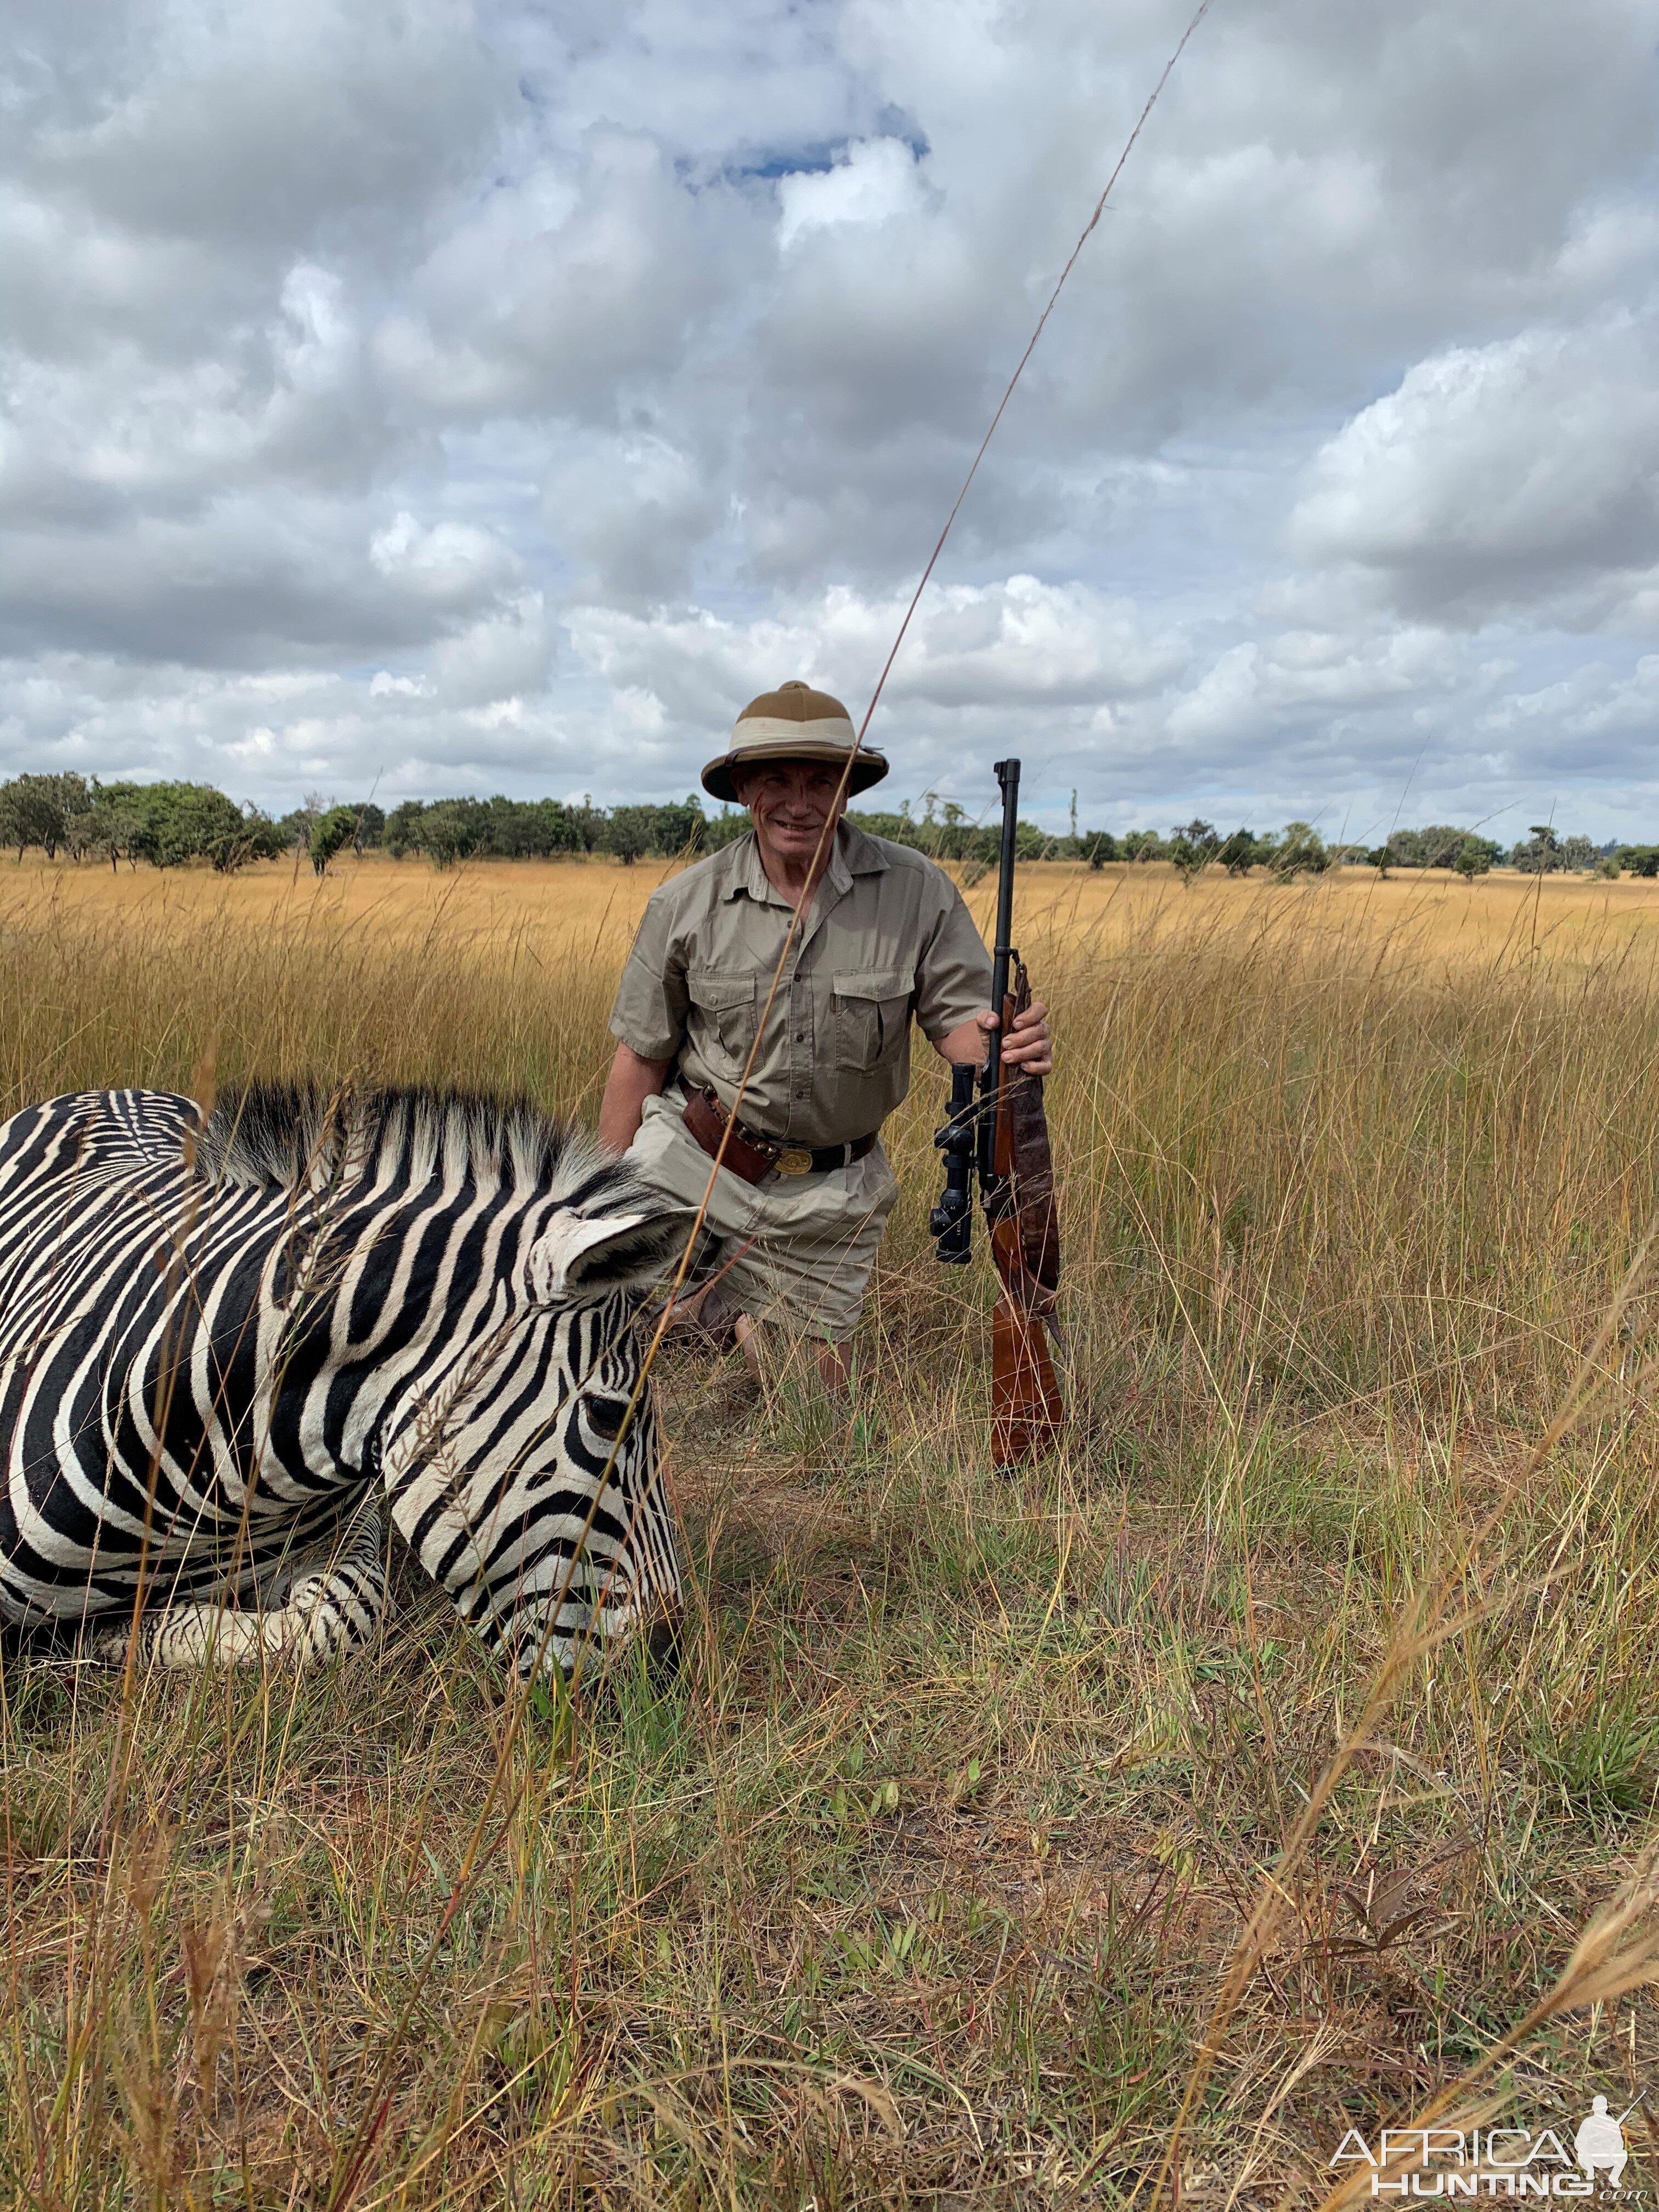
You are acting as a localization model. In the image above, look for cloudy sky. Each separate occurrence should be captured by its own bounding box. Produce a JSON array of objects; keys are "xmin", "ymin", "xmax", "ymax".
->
[{"xmin": 4, "ymin": 0, "xmax": 1658, "ymax": 838}]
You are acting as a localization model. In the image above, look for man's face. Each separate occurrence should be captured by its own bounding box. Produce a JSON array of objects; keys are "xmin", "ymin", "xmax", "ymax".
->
[{"xmin": 732, "ymin": 761, "xmax": 847, "ymax": 867}]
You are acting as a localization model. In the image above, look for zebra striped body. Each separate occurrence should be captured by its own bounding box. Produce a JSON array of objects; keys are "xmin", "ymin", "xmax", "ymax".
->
[{"xmin": 0, "ymin": 1085, "xmax": 687, "ymax": 1677}]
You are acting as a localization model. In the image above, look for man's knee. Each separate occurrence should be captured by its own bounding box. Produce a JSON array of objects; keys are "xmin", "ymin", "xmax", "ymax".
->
[{"xmin": 727, "ymin": 1311, "xmax": 857, "ymax": 1397}]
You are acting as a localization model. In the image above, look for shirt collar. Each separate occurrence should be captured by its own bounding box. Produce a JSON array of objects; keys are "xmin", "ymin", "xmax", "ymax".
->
[
  {"xmin": 723, "ymin": 817, "xmax": 888, "ymax": 905},
  {"xmin": 836, "ymin": 817, "xmax": 891, "ymax": 881},
  {"xmin": 725, "ymin": 830, "xmax": 773, "ymax": 904}
]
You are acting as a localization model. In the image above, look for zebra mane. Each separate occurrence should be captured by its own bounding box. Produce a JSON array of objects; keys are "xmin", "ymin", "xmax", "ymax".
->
[{"xmin": 197, "ymin": 1081, "xmax": 624, "ymax": 1205}]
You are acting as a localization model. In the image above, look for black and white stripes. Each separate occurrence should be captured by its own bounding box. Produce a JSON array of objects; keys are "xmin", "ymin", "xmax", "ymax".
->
[{"xmin": 0, "ymin": 1084, "xmax": 688, "ymax": 1678}]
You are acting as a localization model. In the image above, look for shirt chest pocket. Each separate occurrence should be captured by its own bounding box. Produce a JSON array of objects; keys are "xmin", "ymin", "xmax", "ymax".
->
[
  {"xmin": 687, "ymin": 970, "xmax": 755, "ymax": 1070},
  {"xmin": 833, "ymin": 968, "xmax": 915, "ymax": 1073}
]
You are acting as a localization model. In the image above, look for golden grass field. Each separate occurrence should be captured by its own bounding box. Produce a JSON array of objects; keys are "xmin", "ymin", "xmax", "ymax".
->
[{"xmin": 4, "ymin": 847, "xmax": 1659, "ymax": 2208}]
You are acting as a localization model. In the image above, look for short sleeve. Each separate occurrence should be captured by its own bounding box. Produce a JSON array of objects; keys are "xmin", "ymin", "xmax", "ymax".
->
[
  {"xmin": 913, "ymin": 876, "xmax": 993, "ymax": 1043},
  {"xmin": 608, "ymin": 889, "xmax": 690, "ymax": 1063}
]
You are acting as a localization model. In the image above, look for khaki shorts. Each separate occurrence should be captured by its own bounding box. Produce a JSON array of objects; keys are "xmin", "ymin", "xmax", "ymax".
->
[{"xmin": 625, "ymin": 1089, "xmax": 898, "ymax": 1344}]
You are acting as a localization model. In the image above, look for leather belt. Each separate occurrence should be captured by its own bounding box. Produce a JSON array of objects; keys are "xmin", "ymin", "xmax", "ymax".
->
[{"xmin": 681, "ymin": 1088, "xmax": 878, "ymax": 1186}]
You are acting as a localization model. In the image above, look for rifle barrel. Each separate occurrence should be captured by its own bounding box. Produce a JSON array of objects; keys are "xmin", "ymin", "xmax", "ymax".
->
[{"xmin": 981, "ymin": 759, "xmax": 1020, "ymax": 1171}]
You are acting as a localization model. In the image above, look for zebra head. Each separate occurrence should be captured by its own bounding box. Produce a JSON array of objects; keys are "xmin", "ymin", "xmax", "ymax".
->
[
  {"xmin": 201, "ymin": 1084, "xmax": 695, "ymax": 1682},
  {"xmin": 376, "ymin": 1168, "xmax": 693, "ymax": 1681}
]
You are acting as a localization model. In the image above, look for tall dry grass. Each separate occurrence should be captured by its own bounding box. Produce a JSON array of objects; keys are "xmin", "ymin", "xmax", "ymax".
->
[
  {"xmin": 0, "ymin": 865, "xmax": 632, "ymax": 1119},
  {"xmin": 1, "ymin": 853, "xmax": 1657, "ymax": 2207}
]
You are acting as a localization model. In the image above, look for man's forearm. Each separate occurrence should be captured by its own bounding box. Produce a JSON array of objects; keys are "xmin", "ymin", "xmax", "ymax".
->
[
  {"xmin": 599, "ymin": 1045, "xmax": 673, "ymax": 1154},
  {"xmin": 937, "ymin": 1017, "xmax": 990, "ymax": 1067}
]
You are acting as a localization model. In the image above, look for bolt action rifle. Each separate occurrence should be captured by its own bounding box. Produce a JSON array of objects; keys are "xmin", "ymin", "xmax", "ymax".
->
[{"xmin": 930, "ymin": 758, "xmax": 1064, "ymax": 1467}]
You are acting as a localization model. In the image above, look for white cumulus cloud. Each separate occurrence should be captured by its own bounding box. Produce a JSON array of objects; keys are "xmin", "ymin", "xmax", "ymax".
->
[{"xmin": 1289, "ymin": 316, "xmax": 1659, "ymax": 624}]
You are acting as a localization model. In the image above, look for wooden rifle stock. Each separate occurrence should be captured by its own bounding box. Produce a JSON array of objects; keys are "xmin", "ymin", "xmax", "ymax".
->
[{"xmin": 986, "ymin": 962, "xmax": 1064, "ymax": 1466}]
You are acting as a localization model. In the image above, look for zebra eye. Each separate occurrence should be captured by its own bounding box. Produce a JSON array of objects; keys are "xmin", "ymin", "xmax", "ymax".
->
[{"xmin": 584, "ymin": 1396, "xmax": 630, "ymax": 1441}]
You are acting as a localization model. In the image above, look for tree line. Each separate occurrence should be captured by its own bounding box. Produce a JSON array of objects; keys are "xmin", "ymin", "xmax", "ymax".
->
[
  {"xmin": 0, "ymin": 776, "xmax": 745, "ymax": 874},
  {"xmin": 0, "ymin": 775, "xmax": 283, "ymax": 872},
  {"xmin": 845, "ymin": 799, "xmax": 1625, "ymax": 880},
  {"xmin": 1061, "ymin": 820, "xmax": 1628, "ymax": 882},
  {"xmin": 0, "ymin": 772, "xmax": 1641, "ymax": 880}
]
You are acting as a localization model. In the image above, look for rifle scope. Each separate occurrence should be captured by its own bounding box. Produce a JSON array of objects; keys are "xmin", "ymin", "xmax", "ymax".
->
[{"xmin": 930, "ymin": 1059, "xmax": 977, "ymax": 1262}]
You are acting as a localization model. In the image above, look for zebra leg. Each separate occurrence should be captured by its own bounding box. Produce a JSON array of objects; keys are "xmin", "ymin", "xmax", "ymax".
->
[{"xmin": 86, "ymin": 1498, "xmax": 388, "ymax": 1669}]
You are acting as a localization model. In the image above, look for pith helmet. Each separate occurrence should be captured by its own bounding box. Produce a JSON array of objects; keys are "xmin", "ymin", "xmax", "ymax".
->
[{"xmin": 700, "ymin": 679, "xmax": 889, "ymax": 805}]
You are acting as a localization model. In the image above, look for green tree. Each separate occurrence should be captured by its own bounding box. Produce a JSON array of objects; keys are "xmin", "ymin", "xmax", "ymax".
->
[
  {"xmin": 1511, "ymin": 825, "xmax": 1563, "ymax": 874},
  {"xmin": 703, "ymin": 806, "xmax": 749, "ymax": 850},
  {"xmin": 601, "ymin": 796, "xmax": 703, "ymax": 862},
  {"xmin": 1419, "ymin": 825, "xmax": 1474, "ymax": 869},
  {"xmin": 0, "ymin": 772, "xmax": 91, "ymax": 860},
  {"xmin": 536, "ymin": 798, "xmax": 584, "ymax": 855},
  {"xmin": 570, "ymin": 796, "xmax": 605, "ymax": 854},
  {"xmin": 479, "ymin": 796, "xmax": 540, "ymax": 857},
  {"xmin": 603, "ymin": 806, "xmax": 654, "ymax": 865},
  {"xmin": 79, "ymin": 793, "xmax": 145, "ymax": 871},
  {"xmin": 1168, "ymin": 818, "xmax": 1220, "ymax": 885},
  {"xmin": 936, "ymin": 800, "xmax": 968, "ymax": 862},
  {"xmin": 647, "ymin": 799, "xmax": 706, "ymax": 858},
  {"xmin": 64, "ymin": 787, "xmax": 110, "ymax": 862},
  {"xmin": 91, "ymin": 781, "xmax": 277, "ymax": 870},
  {"xmin": 383, "ymin": 801, "xmax": 426, "ymax": 858},
  {"xmin": 847, "ymin": 808, "xmax": 915, "ymax": 845},
  {"xmin": 475, "ymin": 796, "xmax": 582, "ymax": 858},
  {"xmin": 419, "ymin": 798, "xmax": 491, "ymax": 869},
  {"xmin": 1454, "ymin": 835, "xmax": 1494, "ymax": 880},
  {"xmin": 309, "ymin": 805, "xmax": 365, "ymax": 876},
  {"xmin": 1271, "ymin": 822, "xmax": 1329, "ymax": 879},
  {"xmin": 276, "ymin": 794, "xmax": 326, "ymax": 855},
  {"xmin": 233, "ymin": 808, "xmax": 285, "ymax": 871},
  {"xmin": 1216, "ymin": 828, "xmax": 1263, "ymax": 876}
]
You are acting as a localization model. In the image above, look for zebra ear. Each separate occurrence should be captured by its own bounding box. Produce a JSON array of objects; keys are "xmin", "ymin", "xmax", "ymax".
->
[{"xmin": 529, "ymin": 1204, "xmax": 699, "ymax": 1300}]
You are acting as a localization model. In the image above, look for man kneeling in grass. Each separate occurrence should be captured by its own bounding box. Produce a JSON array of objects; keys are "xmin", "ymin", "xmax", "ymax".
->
[{"xmin": 599, "ymin": 679, "xmax": 1052, "ymax": 1396}]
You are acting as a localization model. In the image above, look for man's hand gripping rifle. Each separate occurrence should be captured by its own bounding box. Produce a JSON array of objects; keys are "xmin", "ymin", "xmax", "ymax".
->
[{"xmin": 930, "ymin": 759, "xmax": 1064, "ymax": 1468}]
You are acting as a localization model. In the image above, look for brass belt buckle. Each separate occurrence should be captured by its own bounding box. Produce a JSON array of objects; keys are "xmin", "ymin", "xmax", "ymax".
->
[{"xmin": 774, "ymin": 1148, "xmax": 814, "ymax": 1177}]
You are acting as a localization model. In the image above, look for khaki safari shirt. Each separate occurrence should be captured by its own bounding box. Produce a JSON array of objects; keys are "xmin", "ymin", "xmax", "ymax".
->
[{"xmin": 608, "ymin": 821, "xmax": 994, "ymax": 1149}]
